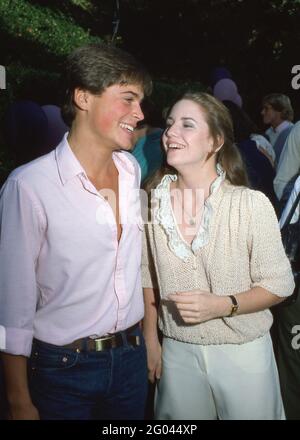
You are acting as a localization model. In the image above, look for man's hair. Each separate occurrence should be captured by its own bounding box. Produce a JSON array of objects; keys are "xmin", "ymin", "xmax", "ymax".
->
[
  {"xmin": 262, "ymin": 93, "xmax": 294, "ymax": 122},
  {"xmin": 61, "ymin": 43, "xmax": 152, "ymax": 126}
]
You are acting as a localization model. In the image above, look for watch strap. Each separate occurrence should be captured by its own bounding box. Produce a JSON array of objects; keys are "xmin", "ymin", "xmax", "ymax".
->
[{"xmin": 228, "ymin": 295, "xmax": 239, "ymax": 317}]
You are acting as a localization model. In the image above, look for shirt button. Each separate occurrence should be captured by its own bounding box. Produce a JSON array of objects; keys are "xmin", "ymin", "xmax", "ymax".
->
[{"xmin": 62, "ymin": 356, "xmax": 68, "ymax": 363}]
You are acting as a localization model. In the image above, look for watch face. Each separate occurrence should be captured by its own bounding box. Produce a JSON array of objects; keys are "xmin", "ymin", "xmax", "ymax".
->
[{"xmin": 232, "ymin": 305, "xmax": 238, "ymax": 315}]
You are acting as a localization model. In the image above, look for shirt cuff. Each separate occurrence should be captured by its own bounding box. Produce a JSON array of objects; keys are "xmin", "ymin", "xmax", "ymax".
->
[{"xmin": 1, "ymin": 327, "xmax": 34, "ymax": 357}]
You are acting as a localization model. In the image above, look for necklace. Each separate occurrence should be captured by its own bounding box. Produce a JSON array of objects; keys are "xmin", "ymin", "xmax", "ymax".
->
[{"xmin": 174, "ymin": 188, "xmax": 203, "ymax": 226}]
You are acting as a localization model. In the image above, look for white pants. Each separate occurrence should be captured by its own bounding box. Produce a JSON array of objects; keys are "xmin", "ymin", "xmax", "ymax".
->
[{"xmin": 155, "ymin": 333, "xmax": 285, "ymax": 420}]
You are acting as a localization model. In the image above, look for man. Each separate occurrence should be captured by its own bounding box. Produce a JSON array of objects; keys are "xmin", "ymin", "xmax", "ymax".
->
[
  {"xmin": 261, "ymin": 93, "xmax": 294, "ymax": 167},
  {"xmin": 274, "ymin": 122, "xmax": 300, "ymax": 207},
  {"xmin": 274, "ymin": 177, "xmax": 300, "ymax": 419},
  {"xmin": 0, "ymin": 43, "xmax": 152, "ymax": 420}
]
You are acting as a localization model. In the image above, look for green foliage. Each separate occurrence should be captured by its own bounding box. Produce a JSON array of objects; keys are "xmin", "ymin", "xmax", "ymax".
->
[
  {"xmin": 152, "ymin": 80, "xmax": 207, "ymax": 112},
  {"xmin": 0, "ymin": 124, "xmax": 13, "ymax": 184},
  {"xmin": 0, "ymin": 0, "xmax": 104, "ymax": 176},
  {"xmin": 1, "ymin": 0, "xmax": 300, "ymax": 177},
  {"xmin": 0, "ymin": 0, "xmax": 102, "ymax": 58},
  {"xmin": 69, "ymin": 0, "xmax": 93, "ymax": 10},
  {"xmin": 4, "ymin": 63, "xmax": 59, "ymax": 101},
  {"xmin": 0, "ymin": 149, "xmax": 14, "ymax": 176}
]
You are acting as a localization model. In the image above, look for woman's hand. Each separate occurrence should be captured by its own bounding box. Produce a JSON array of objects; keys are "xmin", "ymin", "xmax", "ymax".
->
[
  {"xmin": 144, "ymin": 337, "xmax": 162, "ymax": 384},
  {"xmin": 168, "ymin": 290, "xmax": 231, "ymax": 324}
]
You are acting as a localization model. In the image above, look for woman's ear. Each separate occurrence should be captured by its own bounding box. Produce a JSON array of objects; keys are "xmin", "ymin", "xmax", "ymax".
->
[
  {"xmin": 214, "ymin": 136, "xmax": 224, "ymax": 153},
  {"xmin": 73, "ymin": 88, "xmax": 89, "ymax": 111}
]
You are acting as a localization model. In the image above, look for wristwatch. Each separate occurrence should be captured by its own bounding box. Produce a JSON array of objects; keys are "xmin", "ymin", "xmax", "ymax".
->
[{"xmin": 228, "ymin": 295, "xmax": 239, "ymax": 317}]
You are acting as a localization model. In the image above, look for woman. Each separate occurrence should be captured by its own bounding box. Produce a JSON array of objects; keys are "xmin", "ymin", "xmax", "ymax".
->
[{"xmin": 142, "ymin": 92, "xmax": 294, "ymax": 420}]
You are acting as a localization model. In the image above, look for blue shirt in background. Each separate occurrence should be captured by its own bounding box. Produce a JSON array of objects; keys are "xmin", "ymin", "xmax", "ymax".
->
[{"xmin": 131, "ymin": 128, "xmax": 164, "ymax": 183}]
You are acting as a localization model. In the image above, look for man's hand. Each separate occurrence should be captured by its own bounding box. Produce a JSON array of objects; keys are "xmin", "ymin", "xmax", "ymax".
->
[
  {"xmin": 7, "ymin": 401, "xmax": 40, "ymax": 420},
  {"xmin": 1, "ymin": 353, "xmax": 40, "ymax": 420}
]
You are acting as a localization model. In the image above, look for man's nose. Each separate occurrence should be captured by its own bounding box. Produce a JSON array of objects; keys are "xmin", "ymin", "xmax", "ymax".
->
[{"xmin": 133, "ymin": 103, "xmax": 144, "ymax": 121}]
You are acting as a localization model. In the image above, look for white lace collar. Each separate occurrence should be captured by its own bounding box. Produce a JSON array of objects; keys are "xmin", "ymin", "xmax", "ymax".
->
[{"xmin": 154, "ymin": 165, "xmax": 226, "ymax": 262}]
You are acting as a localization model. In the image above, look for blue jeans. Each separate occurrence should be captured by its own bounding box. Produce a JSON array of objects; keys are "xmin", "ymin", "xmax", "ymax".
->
[{"xmin": 28, "ymin": 327, "xmax": 147, "ymax": 420}]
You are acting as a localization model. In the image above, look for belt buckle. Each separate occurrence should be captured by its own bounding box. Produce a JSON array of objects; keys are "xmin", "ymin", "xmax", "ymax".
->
[{"xmin": 94, "ymin": 335, "xmax": 115, "ymax": 351}]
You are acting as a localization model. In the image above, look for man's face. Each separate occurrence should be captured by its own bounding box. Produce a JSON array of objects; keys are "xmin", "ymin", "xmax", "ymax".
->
[
  {"xmin": 86, "ymin": 83, "xmax": 144, "ymax": 151},
  {"xmin": 261, "ymin": 103, "xmax": 282, "ymax": 128}
]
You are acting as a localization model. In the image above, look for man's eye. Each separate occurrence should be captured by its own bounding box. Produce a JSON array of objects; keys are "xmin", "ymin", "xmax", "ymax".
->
[{"xmin": 183, "ymin": 124, "xmax": 193, "ymax": 128}]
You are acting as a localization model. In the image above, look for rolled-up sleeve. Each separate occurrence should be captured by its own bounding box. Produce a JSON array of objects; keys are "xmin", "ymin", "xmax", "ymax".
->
[
  {"xmin": 0, "ymin": 178, "xmax": 45, "ymax": 356},
  {"xmin": 248, "ymin": 191, "xmax": 295, "ymax": 297}
]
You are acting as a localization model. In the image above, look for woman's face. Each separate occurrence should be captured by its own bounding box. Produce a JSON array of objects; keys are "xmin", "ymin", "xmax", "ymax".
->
[{"xmin": 162, "ymin": 99, "xmax": 216, "ymax": 170}]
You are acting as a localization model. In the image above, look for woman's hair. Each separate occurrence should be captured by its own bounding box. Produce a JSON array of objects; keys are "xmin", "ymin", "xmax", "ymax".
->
[
  {"xmin": 222, "ymin": 99, "xmax": 257, "ymax": 143},
  {"xmin": 143, "ymin": 92, "xmax": 249, "ymax": 193}
]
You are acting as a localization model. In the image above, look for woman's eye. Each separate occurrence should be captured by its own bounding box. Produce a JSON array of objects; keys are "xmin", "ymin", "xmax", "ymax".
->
[{"xmin": 183, "ymin": 124, "xmax": 193, "ymax": 128}]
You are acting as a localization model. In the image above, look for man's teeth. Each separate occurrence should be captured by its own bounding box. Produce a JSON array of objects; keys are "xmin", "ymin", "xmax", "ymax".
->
[
  {"xmin": 120, "ymin": 123, "xmax": 134, "ymax": 132},
  {"xmin": 168, "ymin": 143, "xmax": 185, "ymax": 149}
]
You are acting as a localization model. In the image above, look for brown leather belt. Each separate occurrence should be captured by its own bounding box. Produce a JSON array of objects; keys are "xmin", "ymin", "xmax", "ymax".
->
[{"xmin": 34, "ymin": 323, "xmax": 141, "ymax": 353}]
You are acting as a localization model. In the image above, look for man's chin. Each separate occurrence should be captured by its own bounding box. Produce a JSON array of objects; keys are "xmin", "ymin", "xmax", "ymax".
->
[
  {"xmin": 111, "ymin": 142, "xmax": 133, "ymax": 152},
  {"xmin": 119, "ymin": 142, "xmax": 134, "ymax": 151}
]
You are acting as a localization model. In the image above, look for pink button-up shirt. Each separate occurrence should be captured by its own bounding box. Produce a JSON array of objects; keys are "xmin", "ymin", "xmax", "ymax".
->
[{"xmin": 0, "ymin": 134, "xmax": 144, "ymax": 357}]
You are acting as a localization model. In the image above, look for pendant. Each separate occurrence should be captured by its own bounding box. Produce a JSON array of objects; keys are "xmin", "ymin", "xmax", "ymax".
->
[{"xmin": 189, "ymin": 218, "xmax": 196, "ymax": 226}]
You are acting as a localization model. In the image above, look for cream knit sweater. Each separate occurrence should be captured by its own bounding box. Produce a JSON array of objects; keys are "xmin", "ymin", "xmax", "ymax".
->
[{"xmin": 142, "ymin": 176, "xmax": 295, "ymax": 345}]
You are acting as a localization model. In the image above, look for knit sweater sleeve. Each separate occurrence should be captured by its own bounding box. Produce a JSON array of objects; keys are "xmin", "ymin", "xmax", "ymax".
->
[
  {"xmin": 142, "ymin": 224, "xmax": 158, "ymax": 289},
  {"xmin": 248, "ymin": 190, "xmax": 295, "ymax": 297}
]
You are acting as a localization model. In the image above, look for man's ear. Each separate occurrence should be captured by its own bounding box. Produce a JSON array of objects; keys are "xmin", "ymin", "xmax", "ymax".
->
[{"xmin": 73, "ymin": 88, "xmax": 89, "ymax": 111}]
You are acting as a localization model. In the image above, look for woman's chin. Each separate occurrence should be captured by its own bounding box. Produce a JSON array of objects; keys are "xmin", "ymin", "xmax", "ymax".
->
[
  {"xmin": 166, "ymin": 154, "xmax": 182, "ymax": 167},
  {"xmin": 167, "ymin": 156, "xmax": 189, "ymax": 169}
]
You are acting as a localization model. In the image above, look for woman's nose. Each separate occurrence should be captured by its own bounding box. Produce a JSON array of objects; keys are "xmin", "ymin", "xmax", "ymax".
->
[{"xmin": 166, "ymin": 125, "xmax": 179, "ymax": 137}]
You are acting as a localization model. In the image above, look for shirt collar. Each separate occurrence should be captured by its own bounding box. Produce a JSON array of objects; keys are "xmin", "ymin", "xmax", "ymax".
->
[
  {"xmin": 274, "ymin": 120, "xmax": 292, "ymax": 134},
  {"xmin": 55, "ymin": 133, "xmax": 88, "ymax": 185},
  {"xmin": 157, "ymin": 163, "xmax": 226, "ymax": 195},
  {"xmin": 112, "ymin": 150, "xmax": 136, "ymax": 179},
  {"xmin": 56, "ymin": 134, "xmax": 137, "ymax": 186},
  {"xmin": 153, "ymin": 164, "xmax": 226, "ymax": 260}
]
